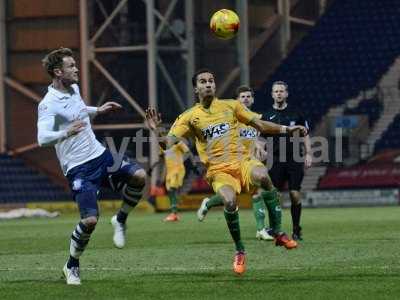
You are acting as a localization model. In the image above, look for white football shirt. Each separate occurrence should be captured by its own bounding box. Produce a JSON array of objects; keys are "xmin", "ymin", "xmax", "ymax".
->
[{"xmin": 37, "ymin": 84, "xmax": 105, "ymax": 175}]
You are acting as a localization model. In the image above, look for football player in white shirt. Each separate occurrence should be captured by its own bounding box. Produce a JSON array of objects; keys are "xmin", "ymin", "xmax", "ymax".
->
[{"xmin": 37, "ymin": 48, "xmax": 146, "ymax": 285}]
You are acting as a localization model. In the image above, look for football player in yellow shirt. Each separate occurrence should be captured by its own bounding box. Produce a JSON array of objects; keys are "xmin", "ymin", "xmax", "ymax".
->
[
  {"xmin": 162, "ymin": 141, "xmax": 192, "ymax": 222},
  {"xmin": 197, "ymin": 85, "xmax": 274, "ymax": 241},
  {"xmin": 145, "ymin": 69, "xmax": 306, "ymax": 275}
]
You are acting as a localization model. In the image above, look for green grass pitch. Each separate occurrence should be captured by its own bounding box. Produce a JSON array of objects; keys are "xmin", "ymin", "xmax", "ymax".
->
[{"xmin": 0, "ymin": 206, "xmax": 400, "ymax": 299}]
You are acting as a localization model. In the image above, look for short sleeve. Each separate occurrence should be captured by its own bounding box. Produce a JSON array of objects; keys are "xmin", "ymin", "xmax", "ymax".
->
[
  {"xmin": 234, "ymin": 101, "xmax": 261, "ymax": 124},
  {"xmin": 168, "ymin": 111, "xmax": 192, "ymax": 138},
  {"xmin": 298, "ymin": 111, "xmax": 310, "ymax": 131}
]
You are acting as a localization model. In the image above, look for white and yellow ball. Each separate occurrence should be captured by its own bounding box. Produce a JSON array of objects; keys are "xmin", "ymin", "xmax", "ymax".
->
[{"xmin": 210, "ymin": 9, "xmax": 240, "ymax": 40}]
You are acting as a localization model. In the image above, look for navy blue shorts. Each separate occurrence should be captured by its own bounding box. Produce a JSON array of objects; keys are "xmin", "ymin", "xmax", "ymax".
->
[{"xmin": 66, "ymin": 149, "xmax": 143, "ymax": 218}]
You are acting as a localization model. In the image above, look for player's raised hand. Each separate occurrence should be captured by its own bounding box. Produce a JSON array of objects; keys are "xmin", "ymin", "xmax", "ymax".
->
[
  {"xmin": 97, "ymin": 102, "xmax": 122, "ymax": 114},
  {"xmin": 287, "ymin": 125, "xmax": 308, "ymax": 136},
  {"xmin": 66, "ymin": 120, "xmax": 86, "ymax": 137},
  {"xmin": 145, "ymin": 107, "xmax": 162, "ymax": 131}
]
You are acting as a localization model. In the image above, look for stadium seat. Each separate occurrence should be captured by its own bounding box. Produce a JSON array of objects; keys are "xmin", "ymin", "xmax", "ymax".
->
[
  {"xmin": 254, "ymin": 0, "xmax": 400, "ymax": 129},
  {"xmin": 374, "ymin": 114, "xmax": 400, "ymax": 152},
  {"xmin": 0, "ymin": 155, "xmax": 71, "ymax": 203}
]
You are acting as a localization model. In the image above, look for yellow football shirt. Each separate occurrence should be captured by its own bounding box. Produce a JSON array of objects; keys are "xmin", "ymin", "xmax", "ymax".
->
[
  {"xmin": 168, "ymin": 98, "xmax": 261, "ymax": 173},
  {"xmin": 238, "ymin": 123, "xmax": 259, "ymax": 157},
  {"xmin": 163, "ymin": 141, "xmax": 189, "ymax": 171}
]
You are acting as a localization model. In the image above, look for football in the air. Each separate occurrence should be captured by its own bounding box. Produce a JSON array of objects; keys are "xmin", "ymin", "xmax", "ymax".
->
[{"xmin": 210, "ymin": 9, "xmax": 240, "ymax": 40}]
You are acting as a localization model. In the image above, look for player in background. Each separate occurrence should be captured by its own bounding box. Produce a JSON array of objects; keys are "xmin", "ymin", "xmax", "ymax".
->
[
  {"xmin": 162, "ymin": 140, "xmax": 195, "ymax": 222},
  {"xmin": 37, "ymin": 48, "xmax": 146, "ymax": 285},
  {"xmin": 145, "ymin": 69, "xmax": 307, "ymax": 275},
  {"xmin": 263, "ymin": 81, "xmax": 312, "ymax": 241},
  {"xmin": 196, "ymin": 86, "xmax": 273, "ymax": 241}
]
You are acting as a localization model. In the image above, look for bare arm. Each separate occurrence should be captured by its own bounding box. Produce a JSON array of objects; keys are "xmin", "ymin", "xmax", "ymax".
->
[
  {"xmin": 249, "ymin": 118, "xmax": 307, "ymax": 136},
  {"xmin": 86, "ymin": 101, "xmax": 122, "ymax": 118},
  {"xmin": 145, "ymin": 107, "xmax": 180, "ymax": 150},
  {"xmin": 249, "ymin": 118, "xmax": 284, "ymax": 135},
  {"xmin": 304, "ymin": 134, "xmax": 312, "ymax": 168}
]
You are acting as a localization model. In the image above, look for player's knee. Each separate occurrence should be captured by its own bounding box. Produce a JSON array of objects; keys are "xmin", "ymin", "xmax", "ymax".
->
[
  {"xmin": 82, "ymin": 216, "xmax": 98, "ymax": 229},
  {"xmin": 254, "ymin": 168, "xmax": 274, "ymax": 190},
  {"xmin": 252, "ymin": 166, "xmax": 268, "ymax": 182},
  {"xmin": 289, "ymin": 190, "xmax": 301, "ymax": 204},
  {"xmin": 128, "ymin": 168, "xmax": 146, "ymax": 187},
  {"xmin": 222, "ymin": 193, "xmax": 237, "ymax": 211},
  {"xmin": 218, "ymin": 185, "xmax": 236, "ymax": 211},
  {"xmin": 258, "ymin": 171, "xmax": 270, "ymax": 185},
  {"xmin": 225, "ymin": 200, "xmax": 237, "ymax": 212}
]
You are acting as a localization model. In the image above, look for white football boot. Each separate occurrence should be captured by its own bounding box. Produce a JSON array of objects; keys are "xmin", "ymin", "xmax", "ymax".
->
[
  {"xmin": 197, "ymin": 198, "xmax": 209, "ymax": 222},
  {"xmin": 111, "ymin": 215, "xmax": 126, "ymax": 248},
  {"xmin": 256, "ymin": 228, "xmax": 274, "ymax": 241},
  {"xmin": 63, "ymin": 262, "xmax": 81, "ymax": 285}
]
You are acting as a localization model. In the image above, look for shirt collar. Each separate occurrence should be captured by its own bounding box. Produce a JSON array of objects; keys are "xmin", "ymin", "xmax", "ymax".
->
[
  {"xmin": 198, "ymin": 97, "xmax": 217, "ymax": 112},
  {"xmin": 48, "ymin": 84, "xmax": 77, "ymax": 101},
  {"xmin": 273, "ymin": 102, "xmax": 288, "ymax": 110}
]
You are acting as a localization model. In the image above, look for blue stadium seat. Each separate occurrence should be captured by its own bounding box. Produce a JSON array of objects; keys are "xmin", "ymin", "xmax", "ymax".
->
[
  {"xmin": 375, "ymin": 114, "xmax": 400, "ymax": 152},
  {"xmin": 254, "ymin": 0, "xmax": 400, "ymax": 129},
  {"xmin": 0, "ymin": 155, "xmax": 71, "ymax": 203},
  {"xmin": 344, "ymin": 97, "xmax": 383, "ymax": 127}
]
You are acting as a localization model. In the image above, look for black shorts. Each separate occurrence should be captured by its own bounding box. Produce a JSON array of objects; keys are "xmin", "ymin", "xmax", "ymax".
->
[{"xmin": 268, "ymin": 160, "xmax": 304, "ymax": 191}]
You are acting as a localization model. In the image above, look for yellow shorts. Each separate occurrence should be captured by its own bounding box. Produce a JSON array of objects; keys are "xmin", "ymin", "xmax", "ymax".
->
[
  {"xmin": 206, "ymin": 158, "xmax": 264, "ymax": 194},
  {"xmin": 165, "ymin": 168, "xmax": 185, "ymax": 190}
]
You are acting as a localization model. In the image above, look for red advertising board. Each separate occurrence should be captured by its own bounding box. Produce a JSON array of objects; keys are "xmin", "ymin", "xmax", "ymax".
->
[{"xmin": 319, "ymin": 163, "xmax": 400, "ymax": 189}]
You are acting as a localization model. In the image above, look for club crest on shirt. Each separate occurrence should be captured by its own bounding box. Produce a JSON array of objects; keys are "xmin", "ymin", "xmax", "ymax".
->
[
  {"xmin": 201, "ymin": 123, "xmax": 230, "ymax": 140},
  {"xmin": 239, "ymin": 127, "xmax": 257, "ymax": 139},
  {"xmin": 72, "ymin": 178, "xmax": 83, "ymax": 191},
  {"xmin": 39, "ymin": 104, "xmax": 48, "ymax": 112}
]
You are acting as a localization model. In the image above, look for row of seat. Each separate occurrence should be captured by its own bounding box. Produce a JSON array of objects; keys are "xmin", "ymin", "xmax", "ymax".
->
[
  {"xmin": 254, "ymin": 0, "xmax": 400, "ymax": 130},
  {"xmin": 0, "ymin": 155, "xmax": 70, "ymax": 202},
  {"xmin": 375, "ymin": 114, "xmax": 400, "ymax": 152},
  {"xmin": 344, "ymin": 97, "xmax": 383, "ymax": 127}
]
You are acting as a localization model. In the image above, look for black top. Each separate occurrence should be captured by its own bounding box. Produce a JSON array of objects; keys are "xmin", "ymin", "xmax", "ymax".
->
[{"xmin": 261, "ymin": 104, "xmax": 309, "ymax": 161}]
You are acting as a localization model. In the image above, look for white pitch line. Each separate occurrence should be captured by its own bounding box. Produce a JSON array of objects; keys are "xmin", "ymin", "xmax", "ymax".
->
[{"xmin": 0, "ymin": 265, "xmax": 399, "ymax": 273}]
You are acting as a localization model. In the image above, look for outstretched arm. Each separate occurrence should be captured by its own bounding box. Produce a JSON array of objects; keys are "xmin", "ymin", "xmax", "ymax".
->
[
  {"xmin": 87, "ymin": 101, "xmax": 122, "ymax": 117},
  {"xmin": 304, "ymin": 134, "xmax": 312, "ymax": 169},
  {"xmin": 145, "ymin": 107, "xmax": 179, "ymax": 149},
  {"xmin": 233, "ymin": 101, "xmax": 307, "ymax": 136},
  {"xmin": 249, "ymin": 118, "xmax": 308, "ymax": 136}
]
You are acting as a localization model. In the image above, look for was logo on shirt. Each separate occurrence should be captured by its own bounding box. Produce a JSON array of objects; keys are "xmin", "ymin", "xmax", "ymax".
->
[
  {"xmin": 239, "ymin": 127, "xmax": 257, "ymax": 139},
  {"xmin": 201, "ymin": 123, "xmax": 230, "ymax": 140}
]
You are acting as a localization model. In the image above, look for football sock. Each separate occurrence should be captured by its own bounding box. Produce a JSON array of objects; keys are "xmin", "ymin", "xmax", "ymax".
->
[
  {"xmin": 117, "ymin": 184, "xmax": 143, "ymax": 224},
  {"xmin": 224, "ymin": 208, "xmax": 245, "ymax": 252},
  {"xmin": 168, "ymin": 188, "xmax": 178, "ymax": 213},
  {"xmin": 206, "ymin": 194, "xmax": 224, "ymax": 209},
  {"xmin": 261, "ymin": 188, "xmax": 282, "ymax": 235},
  {"xmin": 291, "ymin": 203, "xmax": 302, "ymax": 232},
  {"xmin": 67, "ymin": 255, "xmax": 80, "ymax": 268},
  {"xmin": 252, "ymin": 195, "xmax": 266, "ymax": 231},
  {"xmin": 69, "ymin": 222, "xmax": 95, "ymax": 264}
]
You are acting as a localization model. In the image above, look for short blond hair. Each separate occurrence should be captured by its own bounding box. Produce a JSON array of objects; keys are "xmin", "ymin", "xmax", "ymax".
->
[{"xmin": 272, "ymin": 81, "xmax": 288, "ymax": 92}]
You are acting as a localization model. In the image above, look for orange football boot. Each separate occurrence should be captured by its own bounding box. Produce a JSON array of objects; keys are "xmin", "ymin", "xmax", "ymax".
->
[
  {"xmin": 233, "ymin": 251, "xmax": 246, "ymax": 275},
  {"xmin": 163, "ymin": 213, "xmax": 179, "ymax": 222},
  {"xmin": 275, "ymin": 232, "xmax": 298, "ymax": 249}
]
